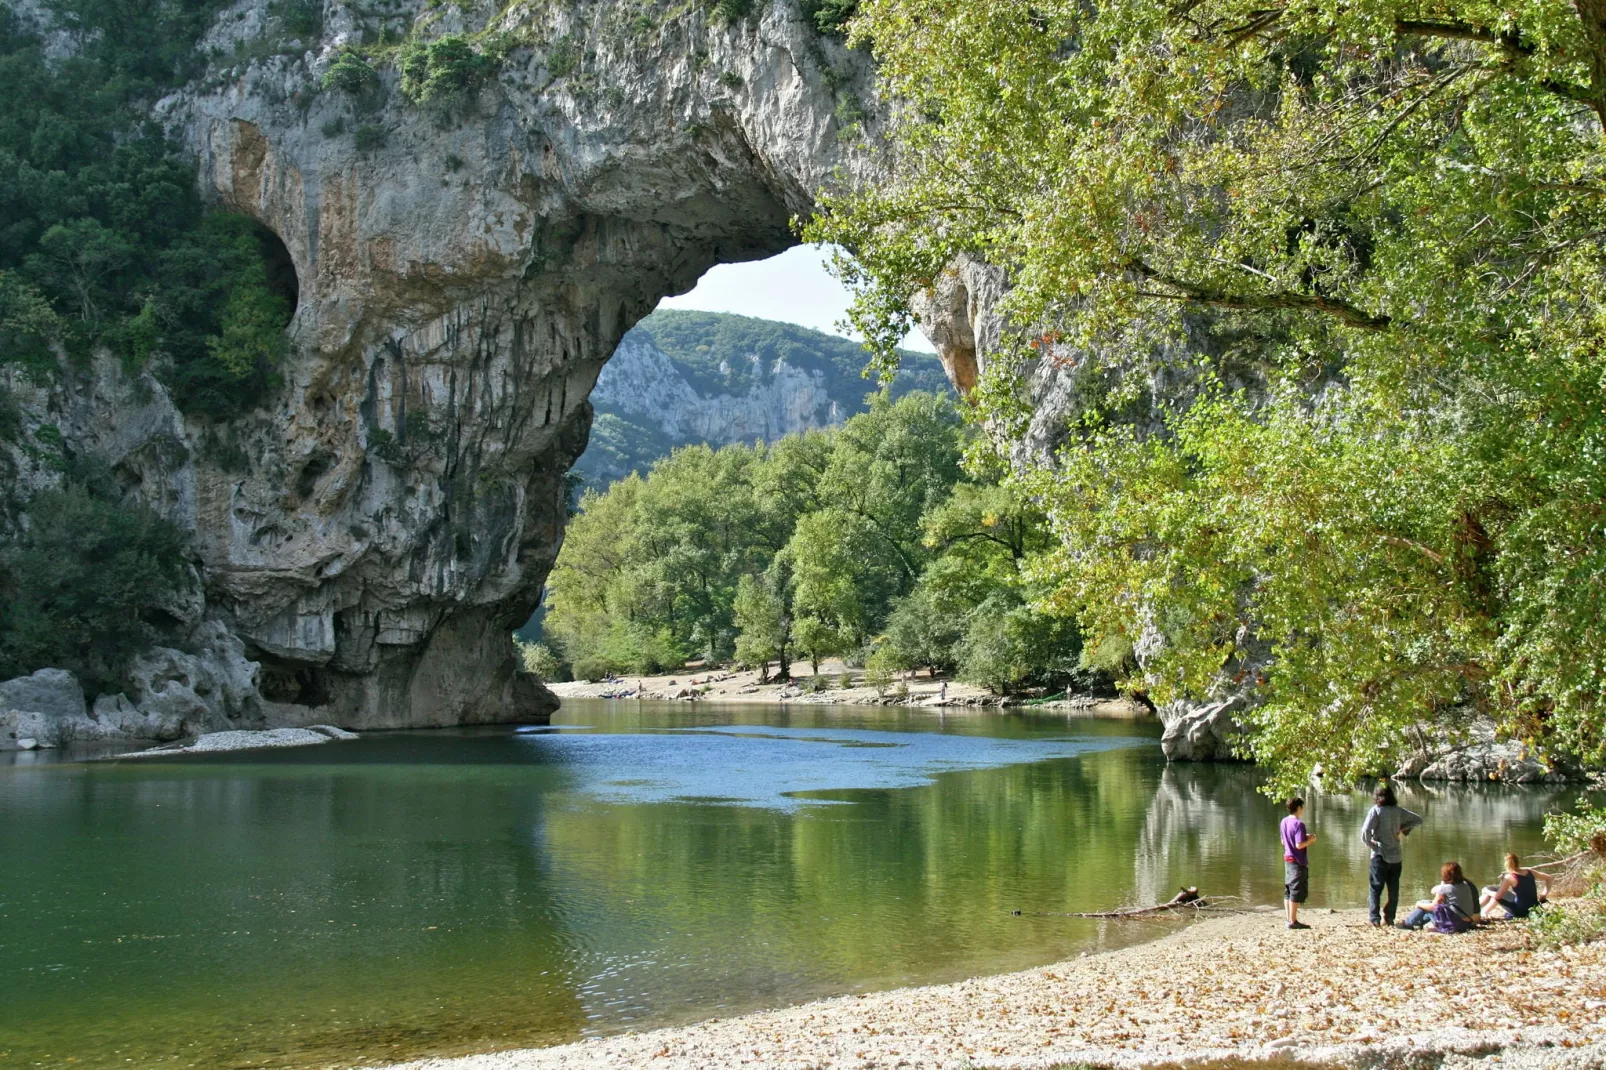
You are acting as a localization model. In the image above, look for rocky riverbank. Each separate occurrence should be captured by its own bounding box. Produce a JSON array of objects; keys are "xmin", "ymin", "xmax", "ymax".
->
[
  {"xmin": 380, "ymin": 908, "xmax": 1603, "ymax": 1070},
  {"xmin": 548, "ymin": 660, "xmax": 1146, "ymax": 718}
]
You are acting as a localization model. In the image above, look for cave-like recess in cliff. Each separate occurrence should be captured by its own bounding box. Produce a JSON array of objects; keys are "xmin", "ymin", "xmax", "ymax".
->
[{"xmin": 249, "ymin": 217, "xmax": 299, "ymax": 328}]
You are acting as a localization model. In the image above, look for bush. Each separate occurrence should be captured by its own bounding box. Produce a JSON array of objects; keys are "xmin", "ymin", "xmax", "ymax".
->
[
  {"xmin": 0, "ymin": 480, "xmax": 192, "ymax": 693},
  {"xmin": 546, "ymin": 34, "xmax": 579, "ymax": 79},
  {"xmin": 714, "ymin": 0, "xmax": 752, "ymax": 23},
  {"xmin": 269, "ymin": 0, "xmax": 324, "ymax": 38},
  {"xmin": 837, "ymin": 671, "xmax": 853, "ymax": 689},
  {"xmin": 1529, "ymin": 888, "xmax": 1606, "ymax": 949},
  {"xmin": 801, "ymin": 0, "xmax": 856, "ymax": 34},
  {"xmin": 353, "ymin": 123, "xmax": 387, "ymax": 151},
  {"xmin": 805, "ymin": 674, "xmax": 828, "ymax": 693},
  {"xmin": 322, "ymin": 52, "xmax": 377, "ymax": 94},
  {"xmin": 517, "ymin": 640, "xmax": 565, "ymax": 681},
  {"xmin": 399, "ymin": 33, "xmax": 493, "ymax": 103}
]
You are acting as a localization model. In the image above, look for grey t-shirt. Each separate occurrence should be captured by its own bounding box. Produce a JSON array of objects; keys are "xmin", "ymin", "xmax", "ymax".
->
[
  {"xmin": 1360, "ymin": 804, "xmax": 1424, "ymax": 863},
  {"xmin": 1433, "ymin": 881, "xmax": 1478, "ymax": 918}
]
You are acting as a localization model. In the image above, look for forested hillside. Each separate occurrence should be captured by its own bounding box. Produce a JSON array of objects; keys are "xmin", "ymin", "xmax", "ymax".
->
[
  {"xmin": 574, "ymin": 310, "xmax": 950, "ymax": 485},
  {"xmin": 539, "ymin": 392, "xmax": 1108, "ymax": 693}
]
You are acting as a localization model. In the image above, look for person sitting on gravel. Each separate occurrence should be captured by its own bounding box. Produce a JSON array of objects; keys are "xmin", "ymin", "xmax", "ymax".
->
[
  {"xmin": 1360, "ymin": 782, "xmax": 1424, "ymax": 927},
  {"xmin": 1480, "ymin": 853, "xmax": 1551, "ymax": 919},
  {"xmin": 1398, "ymin": 862, "xmax": 1479, "ymax": 932},
  {"xmin": 1281, "ymin": 797, "xmax": 1317, "ymax": 930}
]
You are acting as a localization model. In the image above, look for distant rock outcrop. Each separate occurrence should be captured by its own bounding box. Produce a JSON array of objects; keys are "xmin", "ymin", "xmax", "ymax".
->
[{"xmin": 575, "ymin": 311, "xmax": 949, "ymax": 485}]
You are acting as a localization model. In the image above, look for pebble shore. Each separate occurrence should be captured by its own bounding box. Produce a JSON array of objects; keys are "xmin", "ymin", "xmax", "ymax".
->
[{"xmin": 382, "ymin": 909, "xmax": 1605, "ymax": 1070}]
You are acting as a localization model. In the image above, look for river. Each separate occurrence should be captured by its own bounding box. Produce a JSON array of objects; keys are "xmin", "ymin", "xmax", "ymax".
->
[{"xmin": 0, "ymin": 701, "xmax": 1572, "ymax": 1069}]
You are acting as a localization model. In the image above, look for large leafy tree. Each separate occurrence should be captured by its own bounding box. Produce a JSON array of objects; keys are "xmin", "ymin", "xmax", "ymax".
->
[{"xmin": 810, "ymin": 0, "xmax": 1606, "ymax": 789}]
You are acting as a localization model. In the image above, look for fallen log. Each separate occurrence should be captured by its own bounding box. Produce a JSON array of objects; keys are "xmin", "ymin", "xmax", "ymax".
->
[{"xmin": 1014, "ymin": 887, "xmax": 1252, "ymax": 919}]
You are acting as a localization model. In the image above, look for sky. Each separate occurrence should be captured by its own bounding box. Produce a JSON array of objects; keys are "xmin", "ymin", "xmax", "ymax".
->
[{"xmin": 656, "ymin": 243, "xmax": 938, "ymax": 354}]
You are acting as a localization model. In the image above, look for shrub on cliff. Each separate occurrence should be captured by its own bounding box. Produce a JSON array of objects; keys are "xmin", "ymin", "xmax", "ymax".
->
[
  {"xmin": 399, "ymin": 34, "xmax": 493, "ymax": 104},
  {"xmin": 0, "ymin": 0, "xmax": 293, "ymax": 418},
  {"xmin": 322, "ymin": 51, "xmax": 378, "ymax": 94},
  {"xmin": 0, "ymin": 479, "xmax": 191, "ymax": 693}
]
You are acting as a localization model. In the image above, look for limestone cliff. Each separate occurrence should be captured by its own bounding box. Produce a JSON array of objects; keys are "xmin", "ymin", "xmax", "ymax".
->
[
  {"xmin": 1, "ymin": 0, "xmax": 878, "ymax": 740},
  {"xmin": 576, "ymin": 310, "xmax": 950, "ymax": 484}
]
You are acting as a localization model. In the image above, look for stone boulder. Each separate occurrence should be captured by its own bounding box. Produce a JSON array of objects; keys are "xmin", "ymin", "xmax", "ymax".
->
[
  {"xmin": 1396, "ymin": 723, "xmax": 1577, "ymax": 783},
  {"xmin": 0, "ymin": 669, "xmax": 89, "ymax": 749},
  {"xmin": 1158, "ymin": 695, "xmax": 1249, "ymax": 762}
]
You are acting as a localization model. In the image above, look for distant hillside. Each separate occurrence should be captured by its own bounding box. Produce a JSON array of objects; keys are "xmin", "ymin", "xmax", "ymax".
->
[{"xmin": 574, "ymin": 311, "xmax": 950, "ymax": 486}]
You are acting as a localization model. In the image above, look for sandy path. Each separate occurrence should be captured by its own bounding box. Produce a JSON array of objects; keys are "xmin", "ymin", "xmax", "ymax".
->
[{"xmin": 379, "ymin": 909, "xmax": 1606, "ymax": 1070}]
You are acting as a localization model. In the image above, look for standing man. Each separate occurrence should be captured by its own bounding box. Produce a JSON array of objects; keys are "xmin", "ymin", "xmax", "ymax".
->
[
  {"xmin": 1359, "ymin": 782, "xmax": 1423, "ymax": 927},
  {"xmin": 1281, "ymin": 797, "xmax": 1316, "ymax": 930}
]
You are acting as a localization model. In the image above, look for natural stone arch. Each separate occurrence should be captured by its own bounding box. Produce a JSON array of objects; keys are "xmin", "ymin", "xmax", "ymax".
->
[{"xmin": 159, "ymin": 0, "xmax": 878, "ymax": 728}]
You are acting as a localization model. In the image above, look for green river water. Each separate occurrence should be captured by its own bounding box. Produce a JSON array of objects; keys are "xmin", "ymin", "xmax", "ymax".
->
[{"xmin": 0, "ymin": 701, "xmax": 1574, "ymax": 1069}]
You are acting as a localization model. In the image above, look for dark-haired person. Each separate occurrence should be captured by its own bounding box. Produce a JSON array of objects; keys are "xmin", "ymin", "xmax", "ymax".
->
[
  {"xmin": 1280, "ymin": 797, "xmax": 1317, "ymax": 930},
  {"xmin": 1398, "ymin": 862, "xmax": 1480, "ymax": 932},
  {"xmin": 1359, "ymin": 782, "xmax": 1423, "ymax": 927},
  {"xmin": 1480, "ymin": 853, "xmax": 1552, "ymax": 919}
]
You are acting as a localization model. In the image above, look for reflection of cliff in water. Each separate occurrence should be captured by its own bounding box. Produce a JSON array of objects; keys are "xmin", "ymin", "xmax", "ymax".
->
[{"xmin": 1134, "ymin": 762, "xmax": 1270, "ymax": 906}]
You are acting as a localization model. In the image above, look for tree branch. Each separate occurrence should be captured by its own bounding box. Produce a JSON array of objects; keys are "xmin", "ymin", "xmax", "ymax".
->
[{"xmin": 1126, "ymin": 259, "xmax": 1392, "ymax": 330}]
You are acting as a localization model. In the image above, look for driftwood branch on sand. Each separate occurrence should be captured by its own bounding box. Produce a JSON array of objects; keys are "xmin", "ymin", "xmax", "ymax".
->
[{"xmin": 1014, "ymin": 886, "xmax": 1253, "ymax": 919}]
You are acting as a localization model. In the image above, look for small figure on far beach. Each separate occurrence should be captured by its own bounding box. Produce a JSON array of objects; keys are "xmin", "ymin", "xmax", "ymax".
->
[
  {"xmin": 1360, "ymin": 782, "xmax": 1423, "ymax": 927},
  {"xmin": 1481, "ymin": 853, "xmax": 1551, "ymax": 919},
  {"xmin": 1398, "ymin": 862, "xmax": 1480, "ymax": 933},
  {"xmin": 939, "ymin": 681, "xmax": 947, "ymax": 703},
  {"xmin": 1280, "ymin": 797, "xmax": 1316, "ymax": 930}
]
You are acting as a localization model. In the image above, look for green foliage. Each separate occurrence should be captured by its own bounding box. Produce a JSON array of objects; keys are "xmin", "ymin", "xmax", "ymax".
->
[
  {"xmin": 1529, "ymin": 889, "xmax": 1606, "ymax": 949},
  {"xmin": 0, "ymin": 0, "xmax": 291, "ymax": 417},
  {"xmin": 267, "ymin": 0, "xmax": 323, "ymax": 38},
  {"xmin": 399, "ymin": 33, "xmax": 493, "ymax": 103},
  {"xmin": 322, "ymin": 51, "xmax": 378, "ymax": 94},
  {"xmin": 353, "ymin": 123, "xmax": 387, "ymax": 151},
  {"xmin": 516, "ymin": 640, "xmax": 566, "ymax": 681},
  {"xmin": 549, "ymin": 392, "xmax": 1085, "ymax": 689},
  {"xmin": 811, "ymin": 0, "xmax": 1606, "ymax": 792},
  {"xmin": 0, "ymin": 479, "xmax": 191, "ymax": 692},
  {"xmin": 733, "ymin": 570, "xmax": 792, "ymax": 678},
  {"xmin": 546, "ymin": 33, "xmax": 580, "ymax": 79},
  {"xmin": 1545, "ymin": 797, "xmax": 1606, "ymax": 858},
  {"xmin": 713, "ymin": 0, "xmax": 753, "ymax": 23},
  {"xmin": 801, "ymin": 0, "xmax": 857, "ymax": 34}
]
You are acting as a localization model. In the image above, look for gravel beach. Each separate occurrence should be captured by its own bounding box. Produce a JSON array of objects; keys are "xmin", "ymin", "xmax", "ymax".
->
[{"xmin": 381, "ymin": 908, "xmax": 1605, "ymax": 1070}]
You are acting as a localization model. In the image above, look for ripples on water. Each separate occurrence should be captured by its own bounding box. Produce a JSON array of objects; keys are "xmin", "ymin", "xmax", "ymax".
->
[{"xmin": 0, "ymin": 701, "xmax": 1575, "ymax": 1069}]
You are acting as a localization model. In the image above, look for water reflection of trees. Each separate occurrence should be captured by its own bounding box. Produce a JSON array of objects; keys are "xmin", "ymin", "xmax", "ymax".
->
[
  {"xmin": 1135, "ymin": 764, "xmax": 1576, "ymax": 910},
  {"xmin": 3, "ymin": 746, "xmax": 592, "ymax": 1069}
]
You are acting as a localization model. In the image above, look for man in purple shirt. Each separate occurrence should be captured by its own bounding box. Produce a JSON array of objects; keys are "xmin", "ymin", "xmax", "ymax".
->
[{"xmin": 1281, "ymin": 797, "xmax": 1317, "ymax": 930}]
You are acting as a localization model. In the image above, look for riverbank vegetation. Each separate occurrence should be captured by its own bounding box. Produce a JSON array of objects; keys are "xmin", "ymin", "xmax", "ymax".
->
[
  {"xmin": 808, "ymin": 0, "xmax": 1606, "ymax": 794},
  {"xmin": 540, "ymin": 391, "xmax": 1111, "ymax": 692}
]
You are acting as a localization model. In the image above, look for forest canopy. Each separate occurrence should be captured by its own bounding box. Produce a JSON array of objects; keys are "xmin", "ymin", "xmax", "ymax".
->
[
  {"xmin": 542, "ymin": 392, "xmax": 1105, "ymax": 694},
  {"xmin": 806, "ymin": 0, "xmax": 1606, "ymax": 792}
]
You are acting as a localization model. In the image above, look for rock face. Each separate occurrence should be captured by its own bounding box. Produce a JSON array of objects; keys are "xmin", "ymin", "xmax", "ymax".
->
[
  {"xmin": 585, "ymin": 331, "xmax": 845, "ymax": 476},
  {"xmin": 1396, "ymin": 722, "xmax": 1579, "ymax": 784},
  {"xmin": 1158, "ymin": 696, "xmax": 1248, "ymax": 763},
  {"xmin": 2, "ymin": 0, "xmax": 876, "ymax": 735}
]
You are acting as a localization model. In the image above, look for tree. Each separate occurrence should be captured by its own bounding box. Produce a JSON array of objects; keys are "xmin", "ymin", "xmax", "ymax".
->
[
  {"xmin": 879, "ymin": 584, "xmax": 962, "ymax": 676},
  {"xmin": 809, "ymin": 0, "xmax": 1606, "ymax": 792},
  {"xmin": 794, "ymin": 614, "xmax": 843, "ymax": 676},
  {"xmin": 733, "ymin": 570, "xmax": 793, "ymax": 680},
  {"xmin": 0, "ymin": 481, "xmax": 191, "ymax": 692}
]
